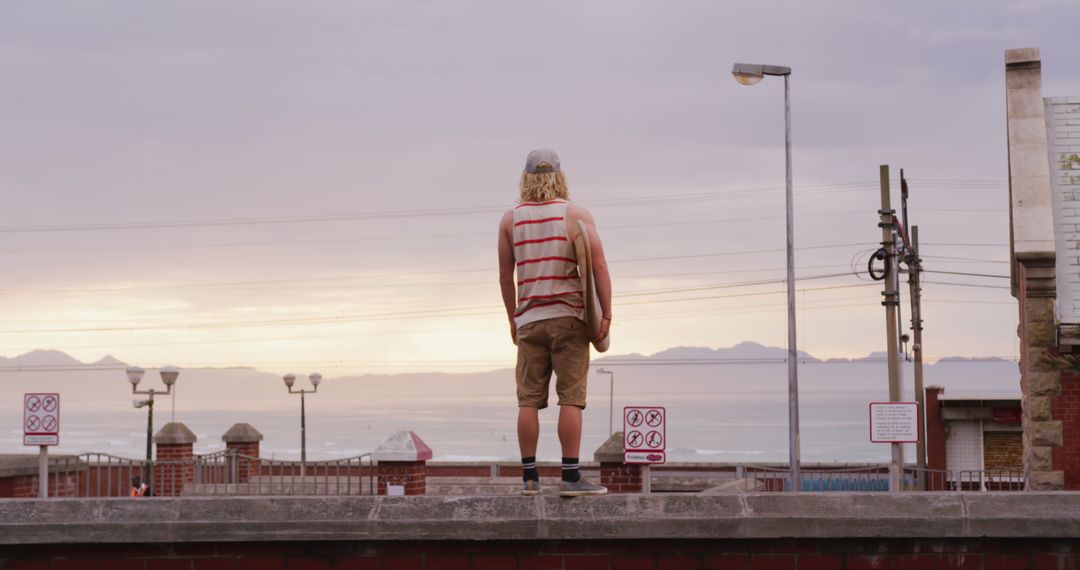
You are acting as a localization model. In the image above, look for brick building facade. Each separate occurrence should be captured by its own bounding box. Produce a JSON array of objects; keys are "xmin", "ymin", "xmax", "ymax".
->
[{"xmin": 1005, "ymin": 48, "xmax": 1080, "ymax": 490}]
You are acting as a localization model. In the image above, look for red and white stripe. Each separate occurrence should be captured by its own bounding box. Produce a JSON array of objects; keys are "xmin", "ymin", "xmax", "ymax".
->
[{"xmin": 512, "ymin": 200, "xmax": 585, "ymax": 327}]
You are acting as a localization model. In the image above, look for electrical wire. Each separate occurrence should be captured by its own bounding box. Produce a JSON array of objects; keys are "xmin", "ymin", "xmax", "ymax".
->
[
  {"xmin": 0, "ymin": 182, "xmax": 881, "ymax": 234},
  {"xmin": 923, "ymin": 270, "xmax": 1009, "ymax": 279},
  {"xmin": 0, "ymin": 243, "xmax": 874, "ymax": 295},
  {"xmin": 0, "ymin": 177, "xmax": 1011, "ymax": 235}
]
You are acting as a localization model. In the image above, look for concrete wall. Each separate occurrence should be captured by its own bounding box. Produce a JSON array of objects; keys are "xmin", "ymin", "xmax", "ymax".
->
[
  {"xmin": 3, "ymin": 494, "xmax": 1080, "ymax": 569},
  {"xmin": 2, "ymin": 537, "xmax": 1080, "ymax": 570}
]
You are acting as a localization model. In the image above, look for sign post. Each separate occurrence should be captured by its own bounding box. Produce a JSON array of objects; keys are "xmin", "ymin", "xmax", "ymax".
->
[
  {"xmin": 23, "ymin": 393, "xmax": 60, "ymax": 498},
  {"xmin": 624, "ymin": 406, "xmax": 666, "ymax": 494},
  {"xmin": 869, "ymin": 402, "xmax": 918, "ymax": 492}
]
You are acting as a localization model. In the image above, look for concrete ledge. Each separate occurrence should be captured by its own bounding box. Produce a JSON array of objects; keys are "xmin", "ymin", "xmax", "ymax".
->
[{"xmin": 3, "ymin": 493, "xmax": 1080, "ymax": 544}]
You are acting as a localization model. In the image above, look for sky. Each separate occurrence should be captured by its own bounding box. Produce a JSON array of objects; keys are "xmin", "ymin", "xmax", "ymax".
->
[{"xmin": 2, "ymin": 1, "xmax": 1080, "ymax": 375}]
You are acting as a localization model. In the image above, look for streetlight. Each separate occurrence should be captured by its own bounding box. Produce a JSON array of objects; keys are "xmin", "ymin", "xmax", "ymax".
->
[
  {"xmin": 731, "ymin": 61, "xmax": 802, "ymax": 492},
  {"xmin": 284, "ymin": 372, "xmax": 322, "ymax": 477},
  {"xmin": 596, "ymin": 368, "xmax": 615, "ymax": 437},
  {"xmin": 128, "ymin": 365, "xmax": 180, "ymax": 495}
]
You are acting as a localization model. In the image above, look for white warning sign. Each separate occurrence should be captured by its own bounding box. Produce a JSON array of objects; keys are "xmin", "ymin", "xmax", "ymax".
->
[
  {"xmin": 624, "ymin": 406, "xmax": 665, "ymax": 464},
  {"xmin": 24, "ymin": 393, "xmax": 60, "ymax": 446},
  {"xmin": 869, "ymin": 402, "xmax": 918, "ymax": 443}
]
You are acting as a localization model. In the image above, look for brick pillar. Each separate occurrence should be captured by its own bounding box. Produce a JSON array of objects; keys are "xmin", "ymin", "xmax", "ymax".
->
[
  {"xmin": 154, "ymin": 422, "xmax": 197, "ymax": 497},
  {"xmin": 600, "ymin": 462, "xmax": 643, "ymax": 493},
  {"xmin": 920, "ymin": 386, "xmax": 946, "ymax": 490},
  {"xmin": 222, "ymin": 423, "xmax": 263, "ymax": 484},
  {"xmin": 593, "ymin": 431, "xmax": 642, "ymax": 493},
  {"xmin": 1016, "ymin": 261, "xmax": 1064, "ymax": 490},
  {"xmin": 376, "ymin": 461, "xmax": 427, "ymax": 495},
  {"xmin": 373, "ymin": 431, "xmax": 432, "ymax": 496}
]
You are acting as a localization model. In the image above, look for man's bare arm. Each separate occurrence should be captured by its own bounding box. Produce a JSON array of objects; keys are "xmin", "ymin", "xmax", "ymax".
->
[{"xmin": 497, "ymin": 210, "xmax": 518, "ymax": 344}]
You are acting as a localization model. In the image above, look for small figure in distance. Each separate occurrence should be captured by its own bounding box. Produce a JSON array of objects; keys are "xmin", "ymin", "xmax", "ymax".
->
[
  {"xmin": 130, "ymin": 475, "xmax": 150, "ymax": 497},
  {"xmin": 498, "ymin": 149, "xmax": 612, "ymax": 497}
]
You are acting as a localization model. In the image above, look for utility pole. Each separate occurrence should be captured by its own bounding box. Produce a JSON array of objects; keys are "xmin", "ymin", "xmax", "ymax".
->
[
  {"xmin": 897, "ymin": 170, "xmax": 927, "ymax": 490},
  {"xmin": 909, "ymin": 224, "xmax": 927, "ymax": 489},
  {"xmin": 878, "ymin": 165, "xmax": 904, "ymax": 492}
]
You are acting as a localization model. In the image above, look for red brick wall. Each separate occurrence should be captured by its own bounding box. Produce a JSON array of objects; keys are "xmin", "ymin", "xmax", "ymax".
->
[
  {"xmin": 925, "ymin": 387, "xmax": 947, "ymax": 472},
  {"xmin": 983, "ymin": 432, "xmax": 1023, "ymax": 470},
  {"xmin": 600, "ymin": 462, "xmax": 643, "ymax": 493},
  {"xmin": 2, "ymin": 538, "xmax": 1080, "ymax": 569},
  {"xmin": 432, "ymin": 465, "xmax": 565, "ymax": 478},
  {"xmin": 5, "ymin": 470, "xmax": 82, "ymax": 498},
  {"xmin": 225, "ymin": 442, "xmax": 260, "ymax": 483},
  {"xmin": 155, "ymin": 444, "xmax": 194, "ymax": 497},
  {"xmin": 1052, "ymin": 372, "xmax": 1080, "ymax": 489},
  {"xmin": 376, "ymin": 461, "xmax": 426, "ymax": 495}
]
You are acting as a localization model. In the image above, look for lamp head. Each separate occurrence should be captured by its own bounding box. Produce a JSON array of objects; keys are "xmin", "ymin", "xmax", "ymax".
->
[
  {"xmin": 126, "ymin": 366, "xmax": 145, "ymax": 386},
  {"xmin": 159, "ymin": 365, "xmax": 179, "ymax": 386},
  {"xmin": 732, "ymin": 62, "xmax": 791, "ymax": 86},
  {"xmin": 597, "ymin": 368, "xmax": 608, "ymax": 374},
  {"xmin": 283, "ymin": 373, "xmax": 296, "ymax": 389},
  {"xmin": 732, "ymin": 63, "xmax": 764, "ymax": 86},
  {"xmin": 309, "ymin": 372, "xmax": 322, "ymax": 388}
]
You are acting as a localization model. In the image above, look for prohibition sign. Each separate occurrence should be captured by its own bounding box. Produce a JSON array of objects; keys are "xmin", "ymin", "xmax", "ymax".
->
[
  {"xmin": 645, "ymin": 410, "xmax": 663, "ymax": 427},
  {"xmin": 646, "ymin": 431, "xmax": 664, "ymax": 448},
  {"xmin": 42, "ymin": 396, "xmax": 57, "ymax": 412},
  {"xmin": 26, "ymin": 396, "xmax": 41, "ymax": 413},
  {"xmin": 627, "ymin": 430, "xmax": 644, "ymax": 448},
  {"xmin": 26, "ymin": 416, "xmax": 41, "ymax": 432},
  {"xmin": 42, "ymin": 415, "xmax": 57, "ymax": 431},
  {"xmin": 626, "ymin": 410, "xmax": 644, "ymax": 427}
]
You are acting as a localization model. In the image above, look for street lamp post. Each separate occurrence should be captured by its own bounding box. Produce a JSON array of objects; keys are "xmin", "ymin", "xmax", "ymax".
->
[
  {"xmin": 284, "ymin": 372, "xmax": 322, "ymax": 477},
  {"xmin": 128, "ymin": 365, "xmax": 180, "ymax": 495},
  {"xmin": 732, "ymin": 62, "xmax": 801, "ymax": 491},
  {"xmin": 596, "ymin": 368, "xmax": 615, "ymax": 437}
]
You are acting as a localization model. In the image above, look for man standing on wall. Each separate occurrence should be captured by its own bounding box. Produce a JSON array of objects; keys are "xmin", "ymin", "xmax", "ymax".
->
[{"xmin": 497, "ymin": 148, "xmax": 612, "ymax": 497}]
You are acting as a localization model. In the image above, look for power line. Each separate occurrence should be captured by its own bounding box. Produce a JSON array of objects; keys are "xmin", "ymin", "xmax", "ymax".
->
[
  {"xmin": 1, "ymin": 279, "xmax": 875, "ymax": 334},
  {"xmin": 922, "ymin": 281, "xmax": 1011, "ymax": 290},
  {"xmin": 0, "ymin": 211, "xmax": 873, "ymax": 255},
  {"xmin": 921, "ymin": 242, "xmax": 1008, "ymax": 247},
  {"xmin": 0, "ymin": 243, "xmax": 874, "ymax": 295},
  {"xmin": 921, "ymin": 255, "xmax": 1009, "ymax": 264},
  {"xmin": 923, "ymin": 270, "xmax": 1010, "ymax": 279},
  {"xmin": 0, "ymin": 177, "xmax": 1009, "ymax": 235},
  {"xmin": 0, "ymin": 182, "xmax": 880, "ymax": 234}
]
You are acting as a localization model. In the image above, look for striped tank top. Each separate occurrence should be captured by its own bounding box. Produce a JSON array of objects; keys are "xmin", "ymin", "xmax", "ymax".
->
[{"xmin": 512, "ymin": 200, "xmax": 586, "ymax": 329}]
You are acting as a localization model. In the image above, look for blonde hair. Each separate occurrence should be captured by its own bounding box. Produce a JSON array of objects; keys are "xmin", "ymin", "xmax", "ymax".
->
[{"xmin": 519, "ymin": 171, "xmax": 569, "ymax": 202}]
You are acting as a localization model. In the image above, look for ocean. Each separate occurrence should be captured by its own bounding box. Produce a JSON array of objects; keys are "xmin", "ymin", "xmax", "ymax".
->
[{"xmin": 1, "ymin": 356, "xmax": 1021, "ymax": 464}]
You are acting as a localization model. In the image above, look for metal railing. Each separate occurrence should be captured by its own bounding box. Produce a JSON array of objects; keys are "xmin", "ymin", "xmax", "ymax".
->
[
  {"xmin": 913, "ymin": 467, "xmax": 1025, "ymax": 492},
  {"xmin": 190, "ymin": 453, "xmax": 376, "ymax": 496},
  {"xmin": 741, "ymin": 464, "xmax": 1025, "ymax": 492},
  {"xmin": 46, "ymin": 451, "xmax": 375, "ymax": 497},
  {"xmin": 47, "ymin": 453, "xmax": 147, "ymax": 497}
]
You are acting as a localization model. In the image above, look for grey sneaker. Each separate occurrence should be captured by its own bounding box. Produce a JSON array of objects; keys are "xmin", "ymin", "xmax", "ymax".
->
[
  {"xmin": 559, "ymin": 477, "xmax": 608, "ymax": 497},
  {"xmin": 522, "ymin": 479, "xmax": 541, "ymax": 496}
]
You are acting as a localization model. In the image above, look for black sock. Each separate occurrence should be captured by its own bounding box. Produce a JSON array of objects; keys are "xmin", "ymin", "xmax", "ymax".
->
[
  {"xmin": 521, "ymin": 456, "xmax": 538, "ymax": 482},
  {"xmin": 561, "ymin": 457, "xmax": 580, "ymax": 482}
]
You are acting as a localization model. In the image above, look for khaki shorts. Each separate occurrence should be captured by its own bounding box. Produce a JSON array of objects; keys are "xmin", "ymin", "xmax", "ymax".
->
[{"xmin": 516, "ymin": 317, "xmax": 590, "ymax": 409}]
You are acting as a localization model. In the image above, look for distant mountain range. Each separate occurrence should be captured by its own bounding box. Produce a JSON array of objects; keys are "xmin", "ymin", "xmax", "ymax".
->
[
  {"xmin": 0, "ymin": 350, "xmax": 127, "ymax": 369},
  {"xmin": 0, "ymin": 342, "xmax": 1011, "ymax": 372}
]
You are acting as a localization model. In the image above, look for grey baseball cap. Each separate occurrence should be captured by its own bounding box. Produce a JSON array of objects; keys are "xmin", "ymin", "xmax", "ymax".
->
[{"xmin": 524, "ymin": 148, "xmax": 561, "ymax": 173}]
